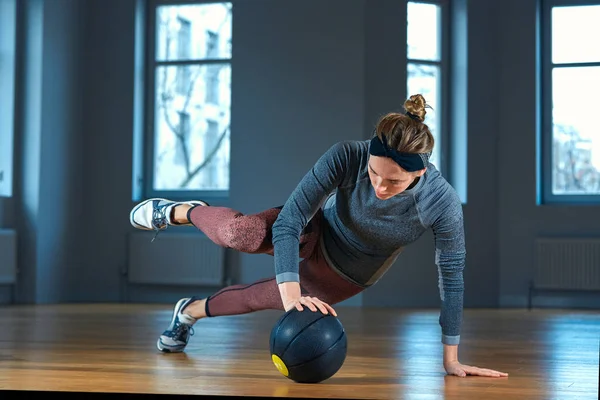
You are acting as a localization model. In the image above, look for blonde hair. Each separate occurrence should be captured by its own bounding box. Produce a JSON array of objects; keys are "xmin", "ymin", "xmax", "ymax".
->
[{"xmin": 375, "ymin": 94, "xmax": 434, "ymax": 154}]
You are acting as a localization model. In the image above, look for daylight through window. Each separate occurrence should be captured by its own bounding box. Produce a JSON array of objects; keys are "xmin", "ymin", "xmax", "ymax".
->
[{"xmin": 149, "ymin": 2, "xmax": 232, "ymax": 194}]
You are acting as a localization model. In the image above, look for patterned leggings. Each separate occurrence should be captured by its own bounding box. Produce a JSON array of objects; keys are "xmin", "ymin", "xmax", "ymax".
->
[{"xmin": 187, "ymin": 205, "xmax": 363, "ymax": 317}]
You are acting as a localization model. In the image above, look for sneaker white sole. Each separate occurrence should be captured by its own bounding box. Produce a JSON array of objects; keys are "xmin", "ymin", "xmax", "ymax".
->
[
  {"xmin": 156, "ymin": 338, "xmax": 185, "ymax": 353},
  {"xmin": 130, "ymin": 198, "xmax": 169, "ymax": 230}
]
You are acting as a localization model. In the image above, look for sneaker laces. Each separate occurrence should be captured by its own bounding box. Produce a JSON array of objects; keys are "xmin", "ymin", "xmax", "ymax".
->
[
  {"xmin": 167, "ymin": 321, "xmax": 195, "ymax": 341},
  {"xmin": 151, "ymin": 204, "xmax": 169, "ymax": 242}
]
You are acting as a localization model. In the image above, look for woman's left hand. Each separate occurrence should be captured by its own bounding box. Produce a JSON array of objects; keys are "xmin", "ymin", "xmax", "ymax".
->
[{"xmin": 444, "ymin": 361, "xmax": 508, "ymax": 377}]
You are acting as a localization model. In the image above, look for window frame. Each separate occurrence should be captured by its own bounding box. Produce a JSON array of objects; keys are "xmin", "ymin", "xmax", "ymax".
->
[
  {"xmin": 143, "ymin": 0, "xmax": 233, "ymax": 201},
  {"xmin": 539, "ymin": 0, "xmax": 600, "ymax": 204},
  {"xmin": 406, "ymin": 0, "xmax": 450, "ymax": 177}
]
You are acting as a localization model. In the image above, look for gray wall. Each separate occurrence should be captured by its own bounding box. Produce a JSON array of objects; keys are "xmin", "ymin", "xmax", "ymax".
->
[
  {"xmin": 1, "ymin": 0, "xmax": 598, "ymax": 309},
  {"xmin": 1, "ymin": 0, "xmax": 84, "ymax": 303}
]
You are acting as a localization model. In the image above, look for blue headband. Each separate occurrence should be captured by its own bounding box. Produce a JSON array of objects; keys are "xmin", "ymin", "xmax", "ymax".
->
[{"xmin": 368, "ymin": 134, "xmax": 429, "ymax": 172}]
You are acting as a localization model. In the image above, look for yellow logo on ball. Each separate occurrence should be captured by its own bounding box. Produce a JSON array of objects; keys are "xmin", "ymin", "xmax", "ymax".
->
[{"xmin": 271, "ymin": 354, "xmax": 289, "ymax": 376}]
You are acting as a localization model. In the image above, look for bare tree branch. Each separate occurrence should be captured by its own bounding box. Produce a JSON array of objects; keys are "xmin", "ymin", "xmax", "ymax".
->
[
  {"xmin": 158, "ymin": 13, "xmax": 203, "ymax": 177},
  {"xmin": 179, "ymin": 125, "xmax": 230, "ymax": 188}
]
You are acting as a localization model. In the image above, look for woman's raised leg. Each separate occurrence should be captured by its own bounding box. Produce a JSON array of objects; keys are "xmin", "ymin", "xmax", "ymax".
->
[{"xmin": 129, "ymin": 199, "xmax": 318, "ymax": 257}]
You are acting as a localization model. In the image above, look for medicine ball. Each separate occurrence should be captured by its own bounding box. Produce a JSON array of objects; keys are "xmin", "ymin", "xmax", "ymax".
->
[{"xmin": 269, "ymin": 308, "xmax": 347, "ymax": 383}]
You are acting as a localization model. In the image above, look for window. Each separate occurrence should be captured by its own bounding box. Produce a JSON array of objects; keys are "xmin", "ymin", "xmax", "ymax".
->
[
  {"xmin": 406, "ymin": 1, "xmax": 448, "ymax": 175},
  {"xmin": 540, "ymin": 1, "xmax": 600, "ymax": 203},
  {"xmin": 0, "ymin": 0, "xmax": 17, "ymax": 198},
  {"xmin": 145, "ymin": 1, "xmax": 232, "ymax": 198}
]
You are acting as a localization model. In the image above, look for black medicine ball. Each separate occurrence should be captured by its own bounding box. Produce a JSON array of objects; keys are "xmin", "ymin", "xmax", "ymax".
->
[{"xmin": 269, "ymin": 308, "xmax": 347, "ymax": 383}]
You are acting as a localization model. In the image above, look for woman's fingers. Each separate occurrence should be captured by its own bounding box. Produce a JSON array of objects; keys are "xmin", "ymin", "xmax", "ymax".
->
[
  {"xmin": 289, "ymin": 297, "xmax": 338, "ymax": 317},
  {"xmin": 305, "ymin": 297, "xmax": 337, "ymax": 316},
  {"xmin": 479, "ymin": 368, "xmax": 508, "ymax": 377},
  {"xmin": 324, "ymin": 302, "xmax": 337, "ymax": 316},
  {"xmin": 317, "ymin": 299, "xmax": 337, "ymax": 316},
  {"xmin": 465, "ymin": 366, "xmax": 507, "ymax": 377},
  {"xmin": 311, "ymin": 297, "xmax": 330, "ymax": 315},
  {"xmin": 300, "ymin": 297, "xmax": 317, "ymax": 312}
]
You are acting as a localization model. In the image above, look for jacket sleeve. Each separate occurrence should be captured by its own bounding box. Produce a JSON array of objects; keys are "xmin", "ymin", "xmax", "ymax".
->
[
  {"xmin": 272, "ymin": 141, "xmax": 353, "ymax": 284},
  {"xmin": 431, "ymin": 189, "xmax": 466, "ymax": 345}
]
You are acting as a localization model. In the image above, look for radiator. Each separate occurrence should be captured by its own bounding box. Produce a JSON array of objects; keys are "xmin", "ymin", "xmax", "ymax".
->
[
  {"xmin": 0, "ymin": 229, "xmax": 17, "ymax": 284},
  {"xmin": 127, "ymin": 232, "xmax": 225, "ymax": 286},
  {"xmin": 534, "ymin": 238, "xmax": 600, "ymax": 291}
]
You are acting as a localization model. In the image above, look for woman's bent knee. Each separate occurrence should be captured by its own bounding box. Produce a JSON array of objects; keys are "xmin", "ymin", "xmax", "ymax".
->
[{"xmin": 221, "ymin": 215, "xmax": 269, "ymax": 253}]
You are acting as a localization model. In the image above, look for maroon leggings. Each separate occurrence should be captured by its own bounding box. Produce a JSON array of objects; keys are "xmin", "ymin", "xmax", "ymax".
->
[{"xmin": 187, "ymin": 205, "xmax": 363, "ymax": 317}]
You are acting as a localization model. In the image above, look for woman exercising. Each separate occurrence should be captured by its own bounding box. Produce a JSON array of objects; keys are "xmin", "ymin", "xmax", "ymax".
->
[{"xmin": 130, "ymin": 94, "xmax": 508, "ymax": 378}]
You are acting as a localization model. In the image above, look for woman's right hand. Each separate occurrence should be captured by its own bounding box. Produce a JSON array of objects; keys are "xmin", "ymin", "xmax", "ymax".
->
[
  {"xmin": 284, "ymin": 296, "xmax": 337, "ymax": 317},
  {"xmin": 278, "ymin": 281, "xmax": 337, "ymax": 316}
]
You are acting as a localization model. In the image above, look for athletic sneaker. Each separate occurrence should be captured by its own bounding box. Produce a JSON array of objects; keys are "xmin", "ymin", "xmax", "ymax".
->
[
  {"xmin": 156, "ymin": 297, "xmax": 199, "ymax": 353},
  {"xmin": 129, "ymin": 198, "xmax": 208, "ymax": 241}
]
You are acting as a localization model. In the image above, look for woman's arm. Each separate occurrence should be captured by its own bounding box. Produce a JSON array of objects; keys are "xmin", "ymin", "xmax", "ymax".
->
[
  {"xmin": 443, "ymin": 343, "xmax": 459, "ymax": 366},
  {"xmin": 432, "ymin": 189, "xmax": 507, "ymax": 378},
  {"xmin": 272, "ymin": 141, "xmax": 358, "ymax": 309},
  {"xmin": 431, "ymin": 199, "xmax": 466, "ymax": 347}
]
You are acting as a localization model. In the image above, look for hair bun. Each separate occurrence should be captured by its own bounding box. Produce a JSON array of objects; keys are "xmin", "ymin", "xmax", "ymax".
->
[{"xmin": 403, "ymin": 94, "xmax": 428, "ymax": 121}]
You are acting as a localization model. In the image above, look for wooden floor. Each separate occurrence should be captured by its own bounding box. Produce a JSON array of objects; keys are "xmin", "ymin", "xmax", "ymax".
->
[{"xmin": 0, "ymin": 304, "xmax": 598, "ymax": 399}]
